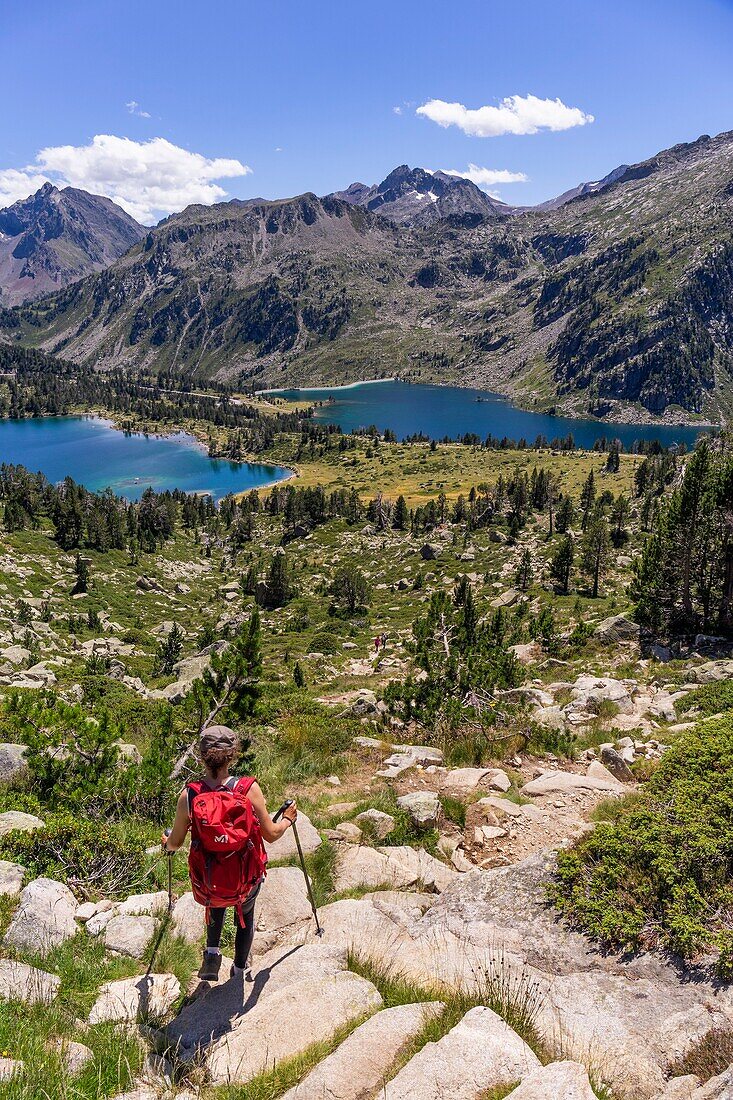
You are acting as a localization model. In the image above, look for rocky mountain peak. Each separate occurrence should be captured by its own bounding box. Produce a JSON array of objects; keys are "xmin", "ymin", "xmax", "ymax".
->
[
  {"xmin": 0, "ymin": 184, "xmax": 144, "ymax": 306},
  {"xmin": 330, "ymin": 164, "xmax": 508, "ymax": 227}
]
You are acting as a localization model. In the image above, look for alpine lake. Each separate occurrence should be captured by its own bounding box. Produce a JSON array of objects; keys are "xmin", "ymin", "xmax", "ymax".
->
[{"xmin": 0, "ymin": 381, "xmax": 709, "ymax": 501}]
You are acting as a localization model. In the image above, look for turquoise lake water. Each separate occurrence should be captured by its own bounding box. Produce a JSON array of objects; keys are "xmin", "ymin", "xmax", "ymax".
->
[
  {"xmin": 272, "ymin": 381, "xmax": 708, "ymax": 450},
  {"xmin": 0, "ymin": 417, "xmax": 289, "ymax": 502}
]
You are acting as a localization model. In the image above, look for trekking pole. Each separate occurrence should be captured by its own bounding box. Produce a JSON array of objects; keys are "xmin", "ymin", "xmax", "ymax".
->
[
  {"xmin": 146, "ymin": 832, "xmax": 174, "ymax": 976},
  {"xmin": 274, "ymin": 800, "xmax": 323, "ymax": 937}
]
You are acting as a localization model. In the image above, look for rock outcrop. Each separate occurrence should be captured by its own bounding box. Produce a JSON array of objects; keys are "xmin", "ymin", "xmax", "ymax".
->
[
  {"xmin": 4, "ymin": 877, "xmax": 77, "ymax": 954},
  {"xmin": 383, "ymin": 1006, "xmax": 541, "ymax": 1098}
]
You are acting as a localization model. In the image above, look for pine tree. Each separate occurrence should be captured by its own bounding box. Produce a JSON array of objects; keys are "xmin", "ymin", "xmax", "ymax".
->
[
  {"xmin": 170, "ymin": 611, "xmax": 263, "ymax": 779},
  {"xmin": 293, "ymin": 661, "xmax": 306, "ymax": 688},
  {"xmin": 631, "ymin": 437, "xmax": 733, "ymax": 638},
  {"xmin": 515, "ymin": 549, "xmax": 533, "ymax": 591},
  {"xmin": 330, "ymin": 564, "xmax": 370, "ymax": 616},
  {"xmin": 72, "ymin": 555, "xmax": 90, "ymax": 595},
  {"xmin": 261, "ymin": 549, "xmax": 295, "ymax": 608},
  {"xmin": 156, "ymin": 623, "xmax": 184, "ymax": 676},
  {"xmin": 555, "ymin": 494, "xmax": 575, "ymax": 534},
  {"xmin": 549, "ymin": 534, "xmax": 574, "ymax": 595},
  {"xmin": 393, "ymin": 495, "xmax": 409, "ymax": 530},
  {"xmin": 581, "ymin": 507, "xmax": 612, "ymax": 598},
  {"xmin": 611, "ymin": 495, "xmax": 631, "ymax": 546}
]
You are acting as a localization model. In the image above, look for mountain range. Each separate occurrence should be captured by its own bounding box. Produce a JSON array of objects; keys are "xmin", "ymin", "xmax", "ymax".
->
[{"xmin": 1, "ymin": 129, "xmax": 732, "ymax": 423}]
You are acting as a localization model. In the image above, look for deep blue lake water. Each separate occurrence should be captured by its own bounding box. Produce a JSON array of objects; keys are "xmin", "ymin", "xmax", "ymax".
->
[
  {"xmin": 0, "ymin": 417, "xmax": 289, "ymax": 502},
  {"xmin": 272, "ymin": 381, "xmax": 709, "ymax": 450}
]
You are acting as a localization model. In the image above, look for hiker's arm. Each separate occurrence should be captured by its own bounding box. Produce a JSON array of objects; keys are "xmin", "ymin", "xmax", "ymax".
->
[
  {"xmin": 248, "ymin": 782, "xmax": 297, "ymax": 843},
  {"xmin": 162, "ymin": 789, "xmax": 190, "ymax": 852}
]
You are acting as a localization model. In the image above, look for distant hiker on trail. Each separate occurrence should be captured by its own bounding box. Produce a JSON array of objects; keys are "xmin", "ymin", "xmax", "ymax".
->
[
  {"xmin": 162, "ymin": 725, "xmax": 297, "ymax": 983},
  {"xmin": 380, "ymin": 632, "xmax": 388, "ymax": 650},
  {"xmin": 374, "ymin": 635, "xmax": 381, "ymax": 653}
]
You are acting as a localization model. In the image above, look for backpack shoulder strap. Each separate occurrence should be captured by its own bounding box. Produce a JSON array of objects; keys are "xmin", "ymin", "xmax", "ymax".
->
[
  {"xmin": 234, "ymin": 776, "xmax": 256, "ymax": 797},
  {"xmin": 187, "ymin": 779, "xmax": 212, "ymax": 816}
]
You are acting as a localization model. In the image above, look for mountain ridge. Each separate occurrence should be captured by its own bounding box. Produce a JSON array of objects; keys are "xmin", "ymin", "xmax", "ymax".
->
[{"xmin": 2, "ymin": 128, "xmax": 733, "ymax": 423}]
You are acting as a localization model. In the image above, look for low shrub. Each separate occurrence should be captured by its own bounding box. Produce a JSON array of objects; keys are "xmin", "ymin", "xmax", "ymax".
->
[
  {"xmin": 550, "ymin": 714, "xmax": 733, "ymax": 974},
  {"xmin": 675, "ymin": 679, "xmax": 733, "ymax": 719},
  {"xmin": 0, "ymin": 814, "xmax": 150, "ymax": 900}
]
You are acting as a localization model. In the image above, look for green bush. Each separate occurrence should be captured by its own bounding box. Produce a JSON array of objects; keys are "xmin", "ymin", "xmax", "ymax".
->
[
  {"xmin": 310, "ymin": 630, "xmax": 339, "ymax": 655},
  {"xmin": 676, "ymin": 679, "xmax": 733, "ymax": 719},
  {"xmin": 550, "ymin": 714, "xmax": 733, "ymax": 973},
  {"xmin": 0, "ymin": 814, "xmax": 149, "ymax": 900}
]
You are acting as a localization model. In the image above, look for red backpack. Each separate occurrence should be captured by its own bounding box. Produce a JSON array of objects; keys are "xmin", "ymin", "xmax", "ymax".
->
[{"xmin": 187, "ymin": 776, "xmax": 267, "ymax": 920}]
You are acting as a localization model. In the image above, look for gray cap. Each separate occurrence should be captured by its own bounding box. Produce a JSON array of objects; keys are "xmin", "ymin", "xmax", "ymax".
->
[{"xmin": 199, "ymin": 725, "xmax": 238, "ymax": 753}]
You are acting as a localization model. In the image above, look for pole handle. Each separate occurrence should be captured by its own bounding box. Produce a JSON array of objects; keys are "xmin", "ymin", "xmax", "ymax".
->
[{"xmin": 273, "ymin": 799, "xmax": 295, "ymax": 823}]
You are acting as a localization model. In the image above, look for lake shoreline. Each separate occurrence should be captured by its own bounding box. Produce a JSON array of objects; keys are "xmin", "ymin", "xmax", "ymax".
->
[
  {"xmin": 264, "ymin": 380, "xmax": 711, "ymax": 449},
  {"xmin": 263, "ymin": 376, "xmax": 719, "ymax": 430},
  {"xmin": 0, "ymin": 413, "xmax": 293, "ymax": 502}
]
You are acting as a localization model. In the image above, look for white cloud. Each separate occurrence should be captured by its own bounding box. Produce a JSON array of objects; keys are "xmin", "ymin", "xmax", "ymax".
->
[
  {"xmin": 392, "ymin": 105, "xmax": 403, "ymax": 116},
  {"xmin": 417, "ymin": 94, "xmax": 594, "ymax": 137},
  {"xmin": 442, "ymin": 164, "xmax": 528, "ymax": 188},
  {"xmin": 0, "ymin": 168, "xmax": 52, "ymax": 207},
  {"xmin": 0, "ymin": 135, "xmax": 252, "ymax": 223},
  {"xmin": 126, "ymin": 100, "xmax": 151, "ymax": 119}
]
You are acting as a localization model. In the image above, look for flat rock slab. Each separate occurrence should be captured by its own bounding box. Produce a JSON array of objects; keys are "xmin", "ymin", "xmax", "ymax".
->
[
  {"xmin": 254, "ymin": 866, "xmax": 314, "ymax": 952},
  {"xmin": 334, "ymin": 845, "xmax": 455, "ymax": 895},
  {"xmin": 88, "ymin": 973, "xmax": 181, "ymax": 1025},
  {"xmin": 206, "ymin": 971, "xmax": 383, "ymax": 1084},
  {"xmin": 280, "ymin": 1001, "xmax": 444, "ymax": 1100},
  {"xmin": 4, "ymin": 876, "xmax": 77, "ymax": 954},
  {"xmin": 397, "ymin": 791, "xmax": 441, "ymax": 828},
  {"xmin": 0, "ymin": 859, "xmax": 25, "ymax": 896},
  {"xmin": 383, "ymin": 1006, "xmax": 541, "ymax": 1099},
  {"xmin": 0, "ymin": 958, "xmax": 60, "ymax": 1005},
  {"xmin": 521, "ymin": 767, "xmax": 625, "ymax": 797},
  {"xmin": 168, "ymin": 943, "xmax": 348, "ymax": 1057},
  {"xmin": 440, "ymin": 768, "xmax": 492, "ymax": 794},
  {"xmin": 355, "ymin": 809, "xmax": 395, "ymax": 838},
  {"xmin": 265, "ymin": 811, "xmax": 321, "ymax": 860},
  {"xmin": 0, "ymin": 811, "xmax": 44, "ymax": 838},
  {"xmin": 418, "ymin": 854, "xmax": 733, "ymax": 1099},
  {"xmin": 505, "ymin": 1060, "xmax": 597, "ymax": 1099},
  {"xmin": 104, "ymin": 914, "xmax": 157, "ymax": 958}
]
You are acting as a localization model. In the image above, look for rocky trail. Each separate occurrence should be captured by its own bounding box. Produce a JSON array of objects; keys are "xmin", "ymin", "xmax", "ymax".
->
[{"xmin": 2, "ymin": 726, "xmax": 733, "ymax": 1100}]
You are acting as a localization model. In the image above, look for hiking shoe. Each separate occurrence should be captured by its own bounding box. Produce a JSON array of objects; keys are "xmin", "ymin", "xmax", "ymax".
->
[
  {"xmin": 198, "ymin": 951, "xmax": 222, "ymax": 981},
  {"xmin": 230, "ymin": 964, "xmax": 254, "ymax": 982}
]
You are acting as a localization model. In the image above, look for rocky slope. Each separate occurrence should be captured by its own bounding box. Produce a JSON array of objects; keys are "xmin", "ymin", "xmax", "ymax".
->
[
  {"xmin": 3, "ymin": 130, "xmax": 733, "ymax": 420},
  {"xmin": 0, "ymin": 183, "xmax": 144, "ymax": 306}
]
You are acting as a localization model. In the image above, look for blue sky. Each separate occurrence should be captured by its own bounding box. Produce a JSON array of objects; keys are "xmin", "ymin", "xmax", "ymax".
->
[{"xmin": 2, "ymin": 0, "xmax": 733, "ymax": 222}]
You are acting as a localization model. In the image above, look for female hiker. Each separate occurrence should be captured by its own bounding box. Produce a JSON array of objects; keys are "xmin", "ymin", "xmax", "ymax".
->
[{"xmin": 162, "ymin": 724, "xmax": 297, "ymax": 982}]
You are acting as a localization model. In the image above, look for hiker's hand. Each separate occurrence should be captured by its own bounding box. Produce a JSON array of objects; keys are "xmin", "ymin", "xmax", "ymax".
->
[
  {"xmin": 283, "ymin": 801, "xmax": 298, "ymax": 825},
  {"xmin": 161, "ymin": 829, "xmax": 171, "ymax": 852}
]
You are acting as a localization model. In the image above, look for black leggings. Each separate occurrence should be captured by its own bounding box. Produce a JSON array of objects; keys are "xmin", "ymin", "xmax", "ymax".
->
[{"xmin": 206, "ymin": 883, "xmax": 260, "ymax": 968}]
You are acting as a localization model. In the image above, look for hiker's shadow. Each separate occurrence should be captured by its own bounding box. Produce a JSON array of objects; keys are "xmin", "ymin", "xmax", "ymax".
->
[
  {"xmin": 171, "ymin": 944, "xmax": 306, "ymax": 1051},
  {"xmin": 243, "ymin": 944, "xmax": 304, "ymax": 1012}
]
